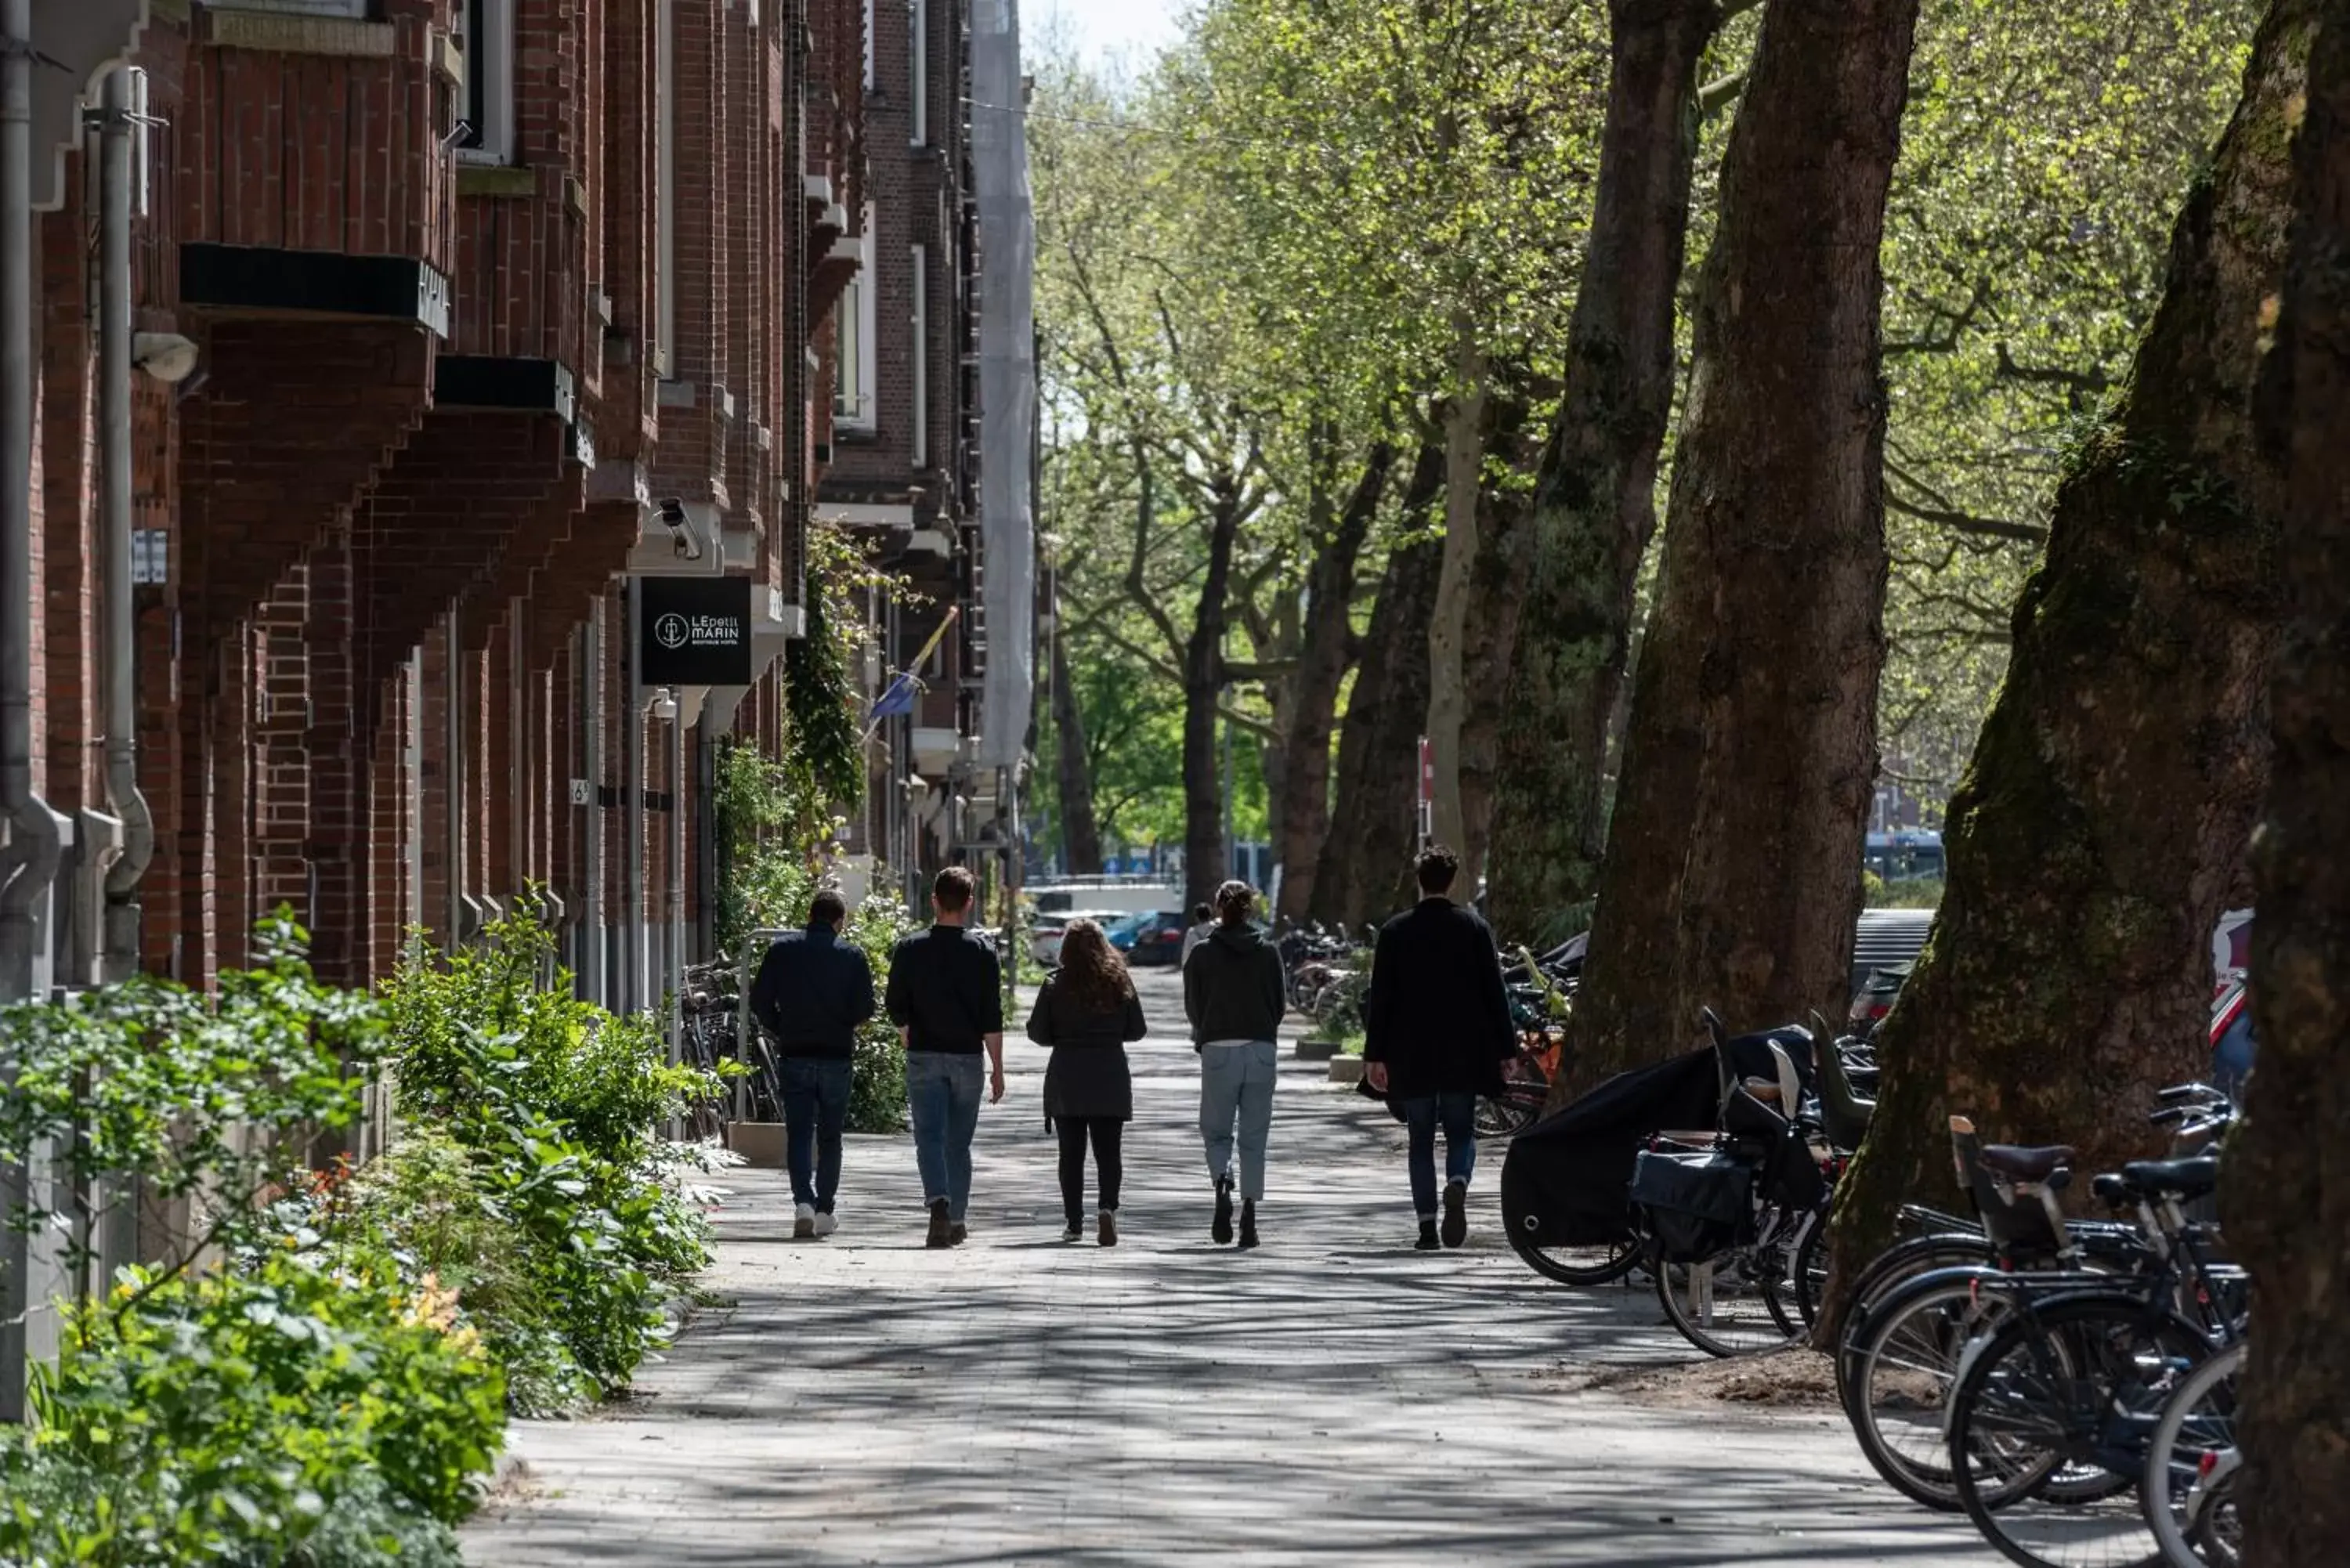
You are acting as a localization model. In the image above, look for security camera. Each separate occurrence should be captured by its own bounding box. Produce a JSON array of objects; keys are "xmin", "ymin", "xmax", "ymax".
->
[
  {"xmin": 656, "ymin": 497, "xmax": 703, "ymax": 559},
  {"xmin": 443, "ymin": 117, "xmax": 476, "ymax": 150},
  {"xmin": 132, "ymin": 332, "xmax": 199, "ymax": 385}
]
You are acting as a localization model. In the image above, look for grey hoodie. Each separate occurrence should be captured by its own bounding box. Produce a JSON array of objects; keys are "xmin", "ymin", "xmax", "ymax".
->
[{"xmin": 1182, "ymin": 923, "xmax": 1287, "ymax": 1046}]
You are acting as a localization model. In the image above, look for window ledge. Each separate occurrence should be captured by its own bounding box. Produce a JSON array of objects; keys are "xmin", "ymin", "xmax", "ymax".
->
[{"xmin": 457, "ymin": 164, "xmax": 536, "ymax": 200}]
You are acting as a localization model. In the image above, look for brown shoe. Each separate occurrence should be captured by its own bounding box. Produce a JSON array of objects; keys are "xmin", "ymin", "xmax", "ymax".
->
[
  {"xmin": 924, "ymin": 1198, "xmax": 953, "ymax": 1249},
  {"xmin": 1098, "ymin": 1210, "xmax": 1119, "ymax": 1248}
]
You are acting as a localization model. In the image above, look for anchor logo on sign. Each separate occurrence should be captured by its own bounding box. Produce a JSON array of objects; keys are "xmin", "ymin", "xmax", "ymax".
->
[{"xmin": 654, "ymin": 613, "xmax": 689, "ymax": 651}]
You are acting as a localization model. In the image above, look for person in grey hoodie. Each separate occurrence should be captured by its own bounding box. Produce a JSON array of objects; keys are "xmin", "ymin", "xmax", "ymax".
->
[{"xmin": 1182, "ymin": 880, "xmax": 1287, "ymax": 1248}]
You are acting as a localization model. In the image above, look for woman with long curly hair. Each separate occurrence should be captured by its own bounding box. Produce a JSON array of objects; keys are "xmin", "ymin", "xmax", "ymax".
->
[{"xmin": 1025, "ymin": 919, "xmax": 1149, "ymax": 1243}]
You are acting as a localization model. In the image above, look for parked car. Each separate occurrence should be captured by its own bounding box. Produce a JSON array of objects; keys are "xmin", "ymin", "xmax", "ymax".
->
[
  {"xmin": 1029, "ymin": 909, "xmax": 1126, "ymax": 968},
  {"xmin": 1108, "ymin": 910, "xmax": 1189, "ymax": 966}
]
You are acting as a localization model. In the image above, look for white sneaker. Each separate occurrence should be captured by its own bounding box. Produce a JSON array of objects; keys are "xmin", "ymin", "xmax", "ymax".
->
[
  {"xmin": 793, "ymin": 1203, "xmax": 815, "ymax": 1241},
  {"xmin": 812, "ymin": 1210, "xmax": 837, "ymax": 1239}
]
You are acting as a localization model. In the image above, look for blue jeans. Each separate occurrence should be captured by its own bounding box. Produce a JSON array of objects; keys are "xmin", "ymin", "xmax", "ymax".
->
[
  {"xmin": 1401, "ymin": 1093, "xmax": 1478, "ymax": 1219},
  {"xmin": 906, "ymin": 1051, "xmax": 984, "ymax": 1220},
  {"xmin": 1199, "ymin": 1040, "xmax": 1278, "ymax": 1201},
  {"xmin": 779, "ymin": 1057, "xmax": 853, "ymax": 1213}
]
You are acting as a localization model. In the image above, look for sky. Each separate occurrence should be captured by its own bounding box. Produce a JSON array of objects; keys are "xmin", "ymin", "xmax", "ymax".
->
[{"xmin": 1032, "ymin": 0, "xmax": 1182, "ymax": 73}]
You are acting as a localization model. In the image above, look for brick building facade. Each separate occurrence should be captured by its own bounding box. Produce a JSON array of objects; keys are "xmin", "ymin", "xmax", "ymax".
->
[
  {"xmin": 0, "ymin": 0, "xmax": 911, "ymax": 1010},
  {"xmin": 815, "ymin": 0, "xmax": 989, "ymax": 904}
]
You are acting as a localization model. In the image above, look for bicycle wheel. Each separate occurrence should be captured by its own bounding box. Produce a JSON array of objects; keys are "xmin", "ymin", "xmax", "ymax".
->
[
  {"xmin": 1506, "ymin": 1219, "xmax": 1643, "ymax": 1285},
  {"xmin": 1847, "ymin": 1269, "xmax": 2026, "ymax": 1510},
  {"xmin": 1948, "ymin": 1294, "xmax": 2208, "ymax": 1568},
  {"xmin": 2142, "ymin": 1342, "xmax": 2242, "ymax": 1567},
  {"xmin": 1792, "ymin": 1212, "xmax": 1832, "ymax": 1330},
  {"xmin": 1835, "ymin": 1234, "xmax": 1999, "ymax": 1406},
  {"xmin": 1654, "ymin": 1244, "xmax": 1802, "ymax": 1357}
]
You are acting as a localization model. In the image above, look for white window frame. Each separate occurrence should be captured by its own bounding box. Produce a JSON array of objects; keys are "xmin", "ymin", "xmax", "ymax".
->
[
  {"xmin": 835, "ymin": 216, "xmax": 877, "ymax": 430},
  {"xmin": 909, "ymin": 0, "xmax": 928, "ymax": 146},
  {"xmin": 454, "ymin": 0, "xmax": 515, "ymax": 166},
  {"xmin": 863, "ymin": 0, "xmax": 877, "ymax": 92},
  {"xmin": 910, "ymin": 244, "xmax": 927, "ymax": 467}
]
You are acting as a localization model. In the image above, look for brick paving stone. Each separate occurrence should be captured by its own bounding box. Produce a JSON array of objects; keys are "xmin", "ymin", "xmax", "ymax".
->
[{"xmin": 461, "ymin": 966, "xmax": 1986, "ymax": 1566}]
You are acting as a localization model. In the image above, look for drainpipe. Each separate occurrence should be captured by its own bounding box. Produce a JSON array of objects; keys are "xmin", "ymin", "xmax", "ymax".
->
[
  {"xmin": 623, "ymin": 581, "xmax": 643, "ymax": 1013},
  {"xmin": 694, "ymin": 727, "xmax": 715, "ymax": 957},
  {"xmin": 667, "ymin": 698, "xmax": 684, "ymax": 1001},
  {"xmin": 97, "ymin": 67, "xmax": 150, "ymax": 977},
  {"xmin": 443, "ymin": 609, "xmax": 464, "ymax": 951},
  {"xmin": 580, "ymin": 612, "xmax": 606, "ymax": 1005},
  {"xmin": 0, "ymin": 0, "xmax": 60, "ymax": 1001}
]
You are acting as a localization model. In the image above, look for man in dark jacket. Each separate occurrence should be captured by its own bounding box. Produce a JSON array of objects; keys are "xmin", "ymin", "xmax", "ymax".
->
[
  {"xmin": 1183, "ymin": 881, "xmax": 1287, "ymax": 1248},
  {"xmin": 1363, "ymin": 845, "xmax": 1516, "ymax": 1250},
  {"xmin": 749, "ymin": 889, "xmax": 878, "ymax": 1240},
  {"xmin": 884, "ymin": 866, "xmax": 1007, "ymax": 1248}
]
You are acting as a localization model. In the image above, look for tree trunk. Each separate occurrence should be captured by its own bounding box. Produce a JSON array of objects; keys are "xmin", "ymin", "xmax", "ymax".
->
[
  {"xmin": 1564, "ymin": 0, "xmax": 1918, "ymax": 1093},
  {"xmin": 1315, "ymin": 529, "xmax": 1441, "ymax": 929},
  {"xmin": 1274, "ymin": 444, "xmax": 1394, "ymax": 919},
  {"xmin": 1459, "ymin": 392, "xmax": 1542, "ymax": 895},
  {"xmin": 1485, "ymin": 0, "xmax": 1726, "ymax": 945},
  {"xmin": 1050, "ymin": 623, "xmax": 1103, "ymax": 874},
  {"xmin": 2224, "ymin": 5, "xmax": 2348, "ymax": 1556},
  {"xmin": 1183, "ymin": 490, "xmax": 1246, "ymax": 910},
  {"xmin": 1424, "ymin": 322, "xmax": 1489, "ymax": 858},
  {"xmin": 1823, "ymin": 0, "xmax": 2310, "ymax": 1326}
]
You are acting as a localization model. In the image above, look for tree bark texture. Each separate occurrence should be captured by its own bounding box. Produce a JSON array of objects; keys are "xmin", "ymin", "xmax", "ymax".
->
[
  {"xmin": 1459, "ymin": 393, "xmax": 1542, "ymax": 892},
  {"xmin": 2225, "ymin": 3, "xmax": 2350, "ymax": 1555},
  {"xmin": 1184, "ymin": 488, "xmax": 1246, "ymax": 910},
  {"xmin": 1485, "ymin": 0, "xmax": 1725, "ymax": 945},
  {"xmin": 1314, "ymin": 535, "xmax": 1441, "ymax": 928},
  {"xmin": 1274, "ymin": 444, "xmax": 1396, "ymax": 919},
  {"xmin": 1425, "ymin": 325, "xmax": 1490, "ymax": 861},
  {"xmin": 1564, "ymin": 0, "xmax": 1918, "ymax": 1093},
  {"xmin": 1050, "ymin": 622, "xmax": 1103, "ymax": 874},
  {"xmin": 1823, "ymin": 0, "xmax": 2312, "ymax": 1321}
]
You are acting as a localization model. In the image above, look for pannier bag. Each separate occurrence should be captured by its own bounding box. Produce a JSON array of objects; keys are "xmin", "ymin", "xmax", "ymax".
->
[{"xmin": 1630, "ymin": 1148, "xmax": 1752, "ymax": 1263}]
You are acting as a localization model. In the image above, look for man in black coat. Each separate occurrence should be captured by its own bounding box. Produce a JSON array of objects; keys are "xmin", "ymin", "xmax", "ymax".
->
[
  {"xmin": 749, "ymin": 889, "xmax": 877, "ymax": 1240},
  {"xmin": 1363, "ymin": 844, "xmax": 1517, "ymax": 1250}
]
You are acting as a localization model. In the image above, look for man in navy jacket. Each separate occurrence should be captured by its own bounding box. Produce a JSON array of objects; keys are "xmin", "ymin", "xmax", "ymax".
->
[
  {"xmin": 750, "ymin": 889, "xmax": 877, "ymax": 1239},
  {"xmin": 1363, "ymin": 845, "xmax": 1516, "ymax": 1251}
]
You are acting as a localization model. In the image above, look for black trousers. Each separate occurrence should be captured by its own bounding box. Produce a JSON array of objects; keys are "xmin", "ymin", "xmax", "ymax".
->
[{"xmin": 1056, "ymin": 1116, "xmax": 1124, "ymax": 1223}]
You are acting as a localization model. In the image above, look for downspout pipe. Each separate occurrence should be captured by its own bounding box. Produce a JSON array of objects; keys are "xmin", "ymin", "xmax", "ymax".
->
[
  {"xmin": 98, "ymin": 66, "xmax": 151, "ymax": 976},
  {"xmin": 580, "ymin": 612, "xmax": 606, "ymax": 1005},
  {"xmin": 623, "ymin": 580, "xmax": 643, "ymax": 1013},
  {"xmin": 0, "ymin": 0, "xmax": 62, "ymax": 1002}
]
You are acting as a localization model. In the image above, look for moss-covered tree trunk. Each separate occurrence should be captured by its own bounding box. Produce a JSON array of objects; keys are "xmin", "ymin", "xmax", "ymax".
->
[
  {"xmin": 1049, "ymin": 626, "xmax": 1103, "ymax": 874},
  {"xmin": 1425, "ymin": 325, "xmax": 1490, "ymax": 862},
  {"xmin": 1459, "ymin": 391, "xmax": 1542, "ymax": 892},
  {"xmin": 1274, "ymin": 443, "xmax": 1396, "ymax": 919},
  {"xmin": 1484, "ymin": 0, "xmax": 1726, "ymax": 945},
  {"xmin": 2225, "ymin": 5, "xmax": 2350, "ymax": 1556},
  {"xmin": 1563, "ymin": 0, "xmax": 1918, "ymax": 1093},
  {"xmin": 1314, "ymin": 532, "xmax": 1442, "ymax": 928},
  {"xmin": 1823, "ymin": 0, "xmax": 2310, "ymax": 1325},
  {"xmin": 1182, "ymin": 486, "xmax": 1247, "ymax": 911}
]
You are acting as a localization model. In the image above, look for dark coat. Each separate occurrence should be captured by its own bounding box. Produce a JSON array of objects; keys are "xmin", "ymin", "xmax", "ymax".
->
[
  {"xmin": 884, "ymin": 924, "xmax": 1005, "ymax": 1054},
  {"xmin": 1025, "ymin": 974, "xmax": 1148, "ymax": 1121},
  {"xmin": 1182, "ymin": 923, "xmax": 1287, "ymax": 1045},
  {"xmin": 1362, "ymin": 898, "xmax": 1516, "ymax": 1098},
  {"xmin": 748, "ymin": 925, "xmax": 877, "ymax": 1059}
]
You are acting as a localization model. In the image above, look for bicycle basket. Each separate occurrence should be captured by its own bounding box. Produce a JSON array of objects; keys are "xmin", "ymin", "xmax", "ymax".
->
[{"xmin": 1630, "ymin": 1148, "xmax": 1753, "ymax": 1263}]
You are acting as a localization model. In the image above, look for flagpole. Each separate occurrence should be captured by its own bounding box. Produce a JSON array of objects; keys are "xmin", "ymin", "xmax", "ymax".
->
[{"xmin": 862, "ymin": 605, "xmax": 962, "ymax": 745}]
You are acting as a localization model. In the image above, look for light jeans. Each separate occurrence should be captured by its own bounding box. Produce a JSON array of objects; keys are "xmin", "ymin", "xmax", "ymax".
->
[
  {"xmin": 906, "ymin": 1051, "xmax": 984, "ymax": 1220},
  {"xmin": 1198, "ymin": 1039, "xmax": 1278, "ymax": 1201}
]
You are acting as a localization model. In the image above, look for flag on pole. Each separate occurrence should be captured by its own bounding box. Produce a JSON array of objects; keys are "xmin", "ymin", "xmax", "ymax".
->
[{"xmin": 860, "ymin": 605, "xmax": 961, "ymax": 742}]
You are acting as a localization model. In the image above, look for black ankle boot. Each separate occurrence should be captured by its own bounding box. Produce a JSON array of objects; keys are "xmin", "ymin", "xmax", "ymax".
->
[
  {"xmin": 1238, "ymin": 1201, "xmax": 1259, "ymax": 1251},
  {"xmin": 1415, "ymin": 1219, "xmax": 1441, "ymax": 1251},
  {"xmin": 1212, "ymin": 1176, "xmax": 1235, "ymax": 1245}
]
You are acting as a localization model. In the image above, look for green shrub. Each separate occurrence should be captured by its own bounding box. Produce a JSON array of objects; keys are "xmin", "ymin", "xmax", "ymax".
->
[
  {"xmin": 0, "ymin": 1245, "xmax": 501, "ymax": 1566},
  {"xmin": 377, "ymin": 902, "xmax": 724, "ymax": 1402}
]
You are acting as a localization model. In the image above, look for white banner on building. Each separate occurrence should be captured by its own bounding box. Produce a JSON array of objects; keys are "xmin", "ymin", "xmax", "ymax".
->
[{"xmin": 971, "ymin": 0, "xmax": 1036, "ymax": 772}]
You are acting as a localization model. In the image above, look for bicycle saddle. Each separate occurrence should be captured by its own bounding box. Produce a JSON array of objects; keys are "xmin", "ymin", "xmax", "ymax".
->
[
  {"xmin": 1978, "ymin": 1144, "xmax": 2075, "ymax": 1181},
  {"xmin": 2118, "ymin": 1155, "xmax": 2219, "ymax": 1198}
]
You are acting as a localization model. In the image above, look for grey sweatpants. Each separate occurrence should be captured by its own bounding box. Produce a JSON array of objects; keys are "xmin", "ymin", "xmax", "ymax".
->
[{"xmin": 1198, "ymin": 1039, "xmax": 1278, "ymax": 1201}]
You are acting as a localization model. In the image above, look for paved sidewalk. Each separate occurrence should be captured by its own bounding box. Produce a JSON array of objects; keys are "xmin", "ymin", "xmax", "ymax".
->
[{"xmin": 462, "ymin": 969, "xmax": 1983, "ymax": 1566}]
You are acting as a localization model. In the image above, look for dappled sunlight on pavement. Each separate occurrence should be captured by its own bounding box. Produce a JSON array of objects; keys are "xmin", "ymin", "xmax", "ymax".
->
[{"xmin": 462, "ymin": 966, "xmax": 1983, "ymax": 1565}]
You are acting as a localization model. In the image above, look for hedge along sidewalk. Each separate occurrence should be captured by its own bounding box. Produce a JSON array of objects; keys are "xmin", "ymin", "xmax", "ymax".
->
[{"xmin": 0, "ymin": 905, "xmax": 733, "ymax": 1568}]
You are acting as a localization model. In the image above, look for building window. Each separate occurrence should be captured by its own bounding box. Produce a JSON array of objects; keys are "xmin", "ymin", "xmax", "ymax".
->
[
  {"xmin": 835, "ymin": 216, "xmax": 877, "ymax": 429},
  {"xmin": 910, "ymin": 244, "xmax": 927, "ymax": 467},
  {"xmin": 909, "ymin": 0, "xmax": 928, "ymax": 146},
  {"xmin": 455, "ymin": 0, "xmax": 515, "ymax": 164},
  {"xmin": 864, "ymin": 0, "xmax": 877, "ymax": 92}
]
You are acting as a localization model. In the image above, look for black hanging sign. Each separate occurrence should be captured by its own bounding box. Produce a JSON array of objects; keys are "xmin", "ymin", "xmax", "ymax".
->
[{"xmin": 638, "ymin": 576, "xmax": 754, "ymax": 685}]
